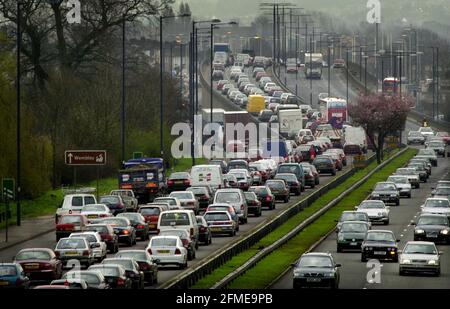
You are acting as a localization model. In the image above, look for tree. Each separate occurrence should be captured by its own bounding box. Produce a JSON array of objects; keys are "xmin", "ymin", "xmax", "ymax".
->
[{"xmin": 348, "ymin": 94, "xmax": 413, "ymax": 164}]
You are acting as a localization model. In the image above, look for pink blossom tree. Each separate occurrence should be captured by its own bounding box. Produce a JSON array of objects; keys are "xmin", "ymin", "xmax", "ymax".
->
[{"xmin": 349, "ymin": 94, "xmax": 413, "ymax": 164}]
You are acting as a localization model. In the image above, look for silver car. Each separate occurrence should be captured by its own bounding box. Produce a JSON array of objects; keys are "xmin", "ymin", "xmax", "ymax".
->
[
  {"xmin": 387, "ymin": 176, "xmax": 412, "ymax": 198},
  {"xmin": 407, "ymin": 131, "xmax": 425, "ymax": 145},
  {"xmin": 399, "ymin": 241, "xmax": 441, "ymax": 276},
  {"xmin": 168, "ymin": 192, "xmax": 199, "ymax": 214},
  {"xmin": 213, "ymin": 189, "xmax": 248, "ymax": 224}
]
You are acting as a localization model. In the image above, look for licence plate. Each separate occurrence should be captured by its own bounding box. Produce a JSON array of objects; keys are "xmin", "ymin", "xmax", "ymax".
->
[
  {"xmin": 175, "ymin": 181, "xmax": 183, "ymax": 184},
  {"xmin": 87, "ymin": 215, "xmax": 98, "ymax": 219},
  {"xmin": 149, "ymin": 224, "xmax": 156, "ymax": 229},
  {"xmin": 65, "ymin": 251, "xmax": 79, "ymax": 256},
  {"xmin": 306, "ymin": 278, "xmax": 321, "ymax": 283},
  {"xmin": 427, "ymin": 234, "xmax": 438, "ymax": 238},
  {"xmin": 374, "ymin": 251, "xmax": 386, "ymax": 255},
  {"xmin": 350, "ymin": 242, "xmax": 358, "ymax": 246},
  {"xmin": 211, "ymin": 227, "xmax": 222, "ymax": 232},
  {"xmin": 158, "ymin": 250, "xmax": 170, "ymax": 254},
  {"xmin": 0, "ymin": 281, "xmax": 9, "ymax": 286},
  {"xmin": 25, "ymin": 264, "xmax": 39, "ymax": 269}
]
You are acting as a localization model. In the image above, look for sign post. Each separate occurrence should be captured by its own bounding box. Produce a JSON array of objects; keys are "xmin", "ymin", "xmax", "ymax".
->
[
  {"xmin": 65, "ymin": 150, "xmax": 107, "ymax": 193},
  {"xmin": 2, "ymin": 178, "xmax": 15, "ymax": 243}
]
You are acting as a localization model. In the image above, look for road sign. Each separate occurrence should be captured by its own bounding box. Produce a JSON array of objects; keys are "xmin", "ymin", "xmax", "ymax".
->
[
  {"xmin": 133, "ymin": 152, "xmax": 144, "ymax": 159},
  {"xmin": 353, "ymin": 155, "xmax": 367, "ymax": 168},
  {"xmin": 65, "ymin": 150, "xmax": 107, "ymax": 166},
  {"xmin": 2, "ymin": 178, "xmax": 15, "ymax": 201}
]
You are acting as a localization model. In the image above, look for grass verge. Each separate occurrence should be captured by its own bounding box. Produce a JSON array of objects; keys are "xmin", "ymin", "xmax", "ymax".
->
[
  {"xmin": 192, "ymin": 149, "xmax": 414, "ymax": 289},
  {"xmin": 0, "ymin": 158, "xmax": 205, "ymax": 229},
  {"xmin": 227, "ymin": 148, "xmax": 418, "ymax": 288}
]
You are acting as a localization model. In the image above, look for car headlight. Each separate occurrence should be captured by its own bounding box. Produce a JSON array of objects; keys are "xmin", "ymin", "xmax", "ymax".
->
[
  {"xmin": 390, "ymin": 194, "xmax": 397, "ymax": 197},
  {"xmin": 338, "ymin": 234, "xmax": 344, "ymax": 241},
  {"xmin": 372, "ymin": 194, "xmax": 379, "ymax": 197},
  {"xmin": 293, "ymin": 270, "xmax": 303, "ymax": 277},
  {"xmin": 415, "ymin": 229, "xmax": 425, "ymax": 234},
  {"xmin": 428, "ymin": 260, "xmax": 438, "ymax": 265},
  {"xmin": 401, "ymin": 259, "xmax": 411, "ymax": 264},
  {"xmin": 440, "ymin": 229, "xmax": 449, "ymax": 235},
  {"xmin": 326, "ymin": 272, "xmax": 335, "ymax": 277}
]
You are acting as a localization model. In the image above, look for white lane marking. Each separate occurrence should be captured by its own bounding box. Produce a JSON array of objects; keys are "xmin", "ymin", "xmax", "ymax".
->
[
  {"xmin": 400, "ymin": 234, "xmax": 404, "ymax": 237},
  {"xmin": 403, "ymin": 229, "xmax": 407, "ymax": 232}
]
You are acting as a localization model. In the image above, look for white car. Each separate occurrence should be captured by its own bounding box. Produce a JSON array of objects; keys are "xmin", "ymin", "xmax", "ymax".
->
[
  {"xmin": 80, "ymin": 204, "xmax": 112, "ymax": 223},
  {"xmin": 146, "ymin": 236, "xmax": 188, "ymax": 269},
  {"xmin": 387, "ymin": 176, "xmax": 412, "ymax": 198},
  {"xmin": 168, "ymin": 191, "xmax": 199, "ymax": 214},
  {"xmin": 264, "ymin": 82, "xmax": 277, "ymax": 93},
  {"xmin": 418, "ymin": 127, "xmax": 435, "ymax": 137},
  {"xmin": 69, "ymin": 232, "xmax": 107, "ymax": 261},
  {"xmin": 356, "ymin": 200, "xmax": 390, "ymax": 225},
  {"xmin": 56, "ymin": 193, "xmax": 97, "ymax": 222},
  {"xmin": 421, "ymin": 198, "xmax": 450, "ymax": 218},
  {"xmin": 153, "ymin": 197, "xmax": 182, "ymax": 210}
]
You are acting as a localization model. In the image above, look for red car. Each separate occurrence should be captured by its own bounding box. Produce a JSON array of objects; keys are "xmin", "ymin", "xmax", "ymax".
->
[
  {"xmin": 167, "ymin": 172, "xmax": 191, "ymax": 193},
  {"xmin": 55, "ymin": 214, "xmax": 89, "ymax": 241},
  {"xmin": 435, "ymin": 132, "xmax": 450, "ymax": 145},
  {"xmin": 138, "ymin": 205, "xmax": 167, "ymax": 233},
  {"xmin": 14, "ymin": 248, "xmax": 63, "ymax": 282},
  {"xmin": 326, "ymin": 149, "xmax": 347, "ymax": 167}
]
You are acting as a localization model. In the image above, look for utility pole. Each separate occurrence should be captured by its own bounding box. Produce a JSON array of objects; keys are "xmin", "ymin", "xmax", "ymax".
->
[
  {"xmin": 16, "ymin": 0, "xmax": 22, "ymax": 226},
  {"xmin": 328, "ymin": 45, "xmax": 331, "ymax": 96},
  {"xmin": 121, "ymin": 16, "xmax": 126, "ymax": 164}
]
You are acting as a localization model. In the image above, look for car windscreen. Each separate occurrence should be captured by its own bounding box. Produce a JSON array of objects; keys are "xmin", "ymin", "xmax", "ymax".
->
[
  {"xmin": 417, "ymin": 216, "xmax": 449, "ymax": 226},
  {"xmin": 298, "ymin": 256, "xmax": 333, "ymax": 268},
  {"xmin": 340, "ymin": 223, "xmax": 368, "ymax": 232},
  {"xmin": 403, "ymin": 244, "xmax": 437, "ymax": 255},
  {"xmin": 15, "ymin": 251, "xmax": 51, "ymax": 261},
  {"xmin": 159, "ymin": 230, "xmax": 188, "ymax": 239},
  {"xmin": 359, "ymin": 202, "xmax": 384, "ymax": 209},
  {"xmin": 435, "ymin": 188, "xmax": 450, "ymax": 195},
  {"xmin": 341, "ymin": 213, "xmax": 367, "ymax": 222},
  {"xmin": 366, "ymin": 232, "xmax": 395, "ymax": 242},
  {"xmin": 374, "ymin": 183, "xmax": 396, "ymax": 191},
  {"xmin": 388, "ymin": 177, "xmax": 409, "ymax": 184},
  {"xmin": 425, "ymin": 199, "xmax": 450, "ymax": 208},
  {"xmin": 277, "ymin": 166, "xmax": 298, "ymax": 174},
  {"xmin": 266, "ymin": 181, "xmax": 285, "ymax": 189},
  {"xmin": 103, "ymin": 260, "xmax": 133, "ymax": 270},
  {"xmin": 89, "ymin": 266, "xmax": 120, "ymax": 277},
  {"xmin": 115, "ymin": 252, "xmax": 147, "ymax": 261},
  {"xmin": 215, "ymin": 192, "xmax": 241, "ymax": 203},
  {"xmin": 159, "ymin": 213, "xmax": 190, "ymax": 226},
  {"xmin": 169, "ymin": 173, "xmax": 189, "ymax": 180}
]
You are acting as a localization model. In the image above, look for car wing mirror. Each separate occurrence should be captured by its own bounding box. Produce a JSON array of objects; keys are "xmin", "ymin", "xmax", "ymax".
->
[
  {"xmin": 410, "ymin": 221, "xmax": 416, "ymax": 226},
  {"xmin": 335, "ymin": 263, "xmax": 342, "ymax": 268},
  {"xmin": 396, "ymin": 239, "xmax": 400, "ymax": 243},
  {"xmin": 290, "ymin": 263, "xmax": 297, "ymax": 267}
]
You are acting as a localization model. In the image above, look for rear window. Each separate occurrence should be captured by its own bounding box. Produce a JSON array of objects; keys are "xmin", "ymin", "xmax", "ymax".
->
[
  {"xmin": 60, "ymin": 216, "xmax": 82, "ymax": 225},
  {"xmin": 160, "ymin": 213, "xmax": 190, "ymax": 226},
  {"xmin": 154, "ymin": 198, "xmax": 176, "ymax": 205},
  {"xmin": 170, "ymin": 192, "xmax": 193, "ymax": 200},
  {"xmin": 169, "ymin": 173, "xmax": 189, "ymax": 180},
  {"xmin": 100, "ymin": 196, "xmax": 119, "ymax": 204},
  {"xmin": 187, "ymin": 187, "xmax": 207, "ymax": 195},
  {"xmin": 266, "ymin": 181, "xmax": 285, "ymax": 189},
  {"xmin": 57, "ymin": 238, "xmax": 86, "ymax": 249},
  {"xmin": 215, "ymin": 192, "xmax": 241, "ymax": 203},
  {"xmin": 100, "ymin": 218, "xmax": 129, "ymax": 227},
  {"xmin": 90, "ymin": 267, "xmax": 119, "ymax": 277},
  {"xmin": 84, "ymin": 196, "xmax": 96, "ymax": 205},
  {"xmin": 140, "ymin": 208, "xmax": 160, "ymax": 216},
  {"xmin": 151, "ymin": 238, "xmax": 177, "ymax": 247},
  {"xmin": 103, "ymin": 260, "xmax": 133, "ymax": 270},
  {"xmin": 204, "ymin": 213, "xmax": 230, "ymax": 221},
  {"xmin": 159, "ymin": 230, "xmax": 188, "ymax": 239},
  {"xmin": 15, "ymin": 251, "xmax": 51, "ymax": 261},
  {"xmin": 278, "ymin": 165, "xmax": 299, "ymax": 174},
  {"xmin": 0, "ymin": 266, "xmax": 17, "ymax": 276},
  {"xmin": 86, "ymin": 226, "xmax": 108, "ymax": 234},
  {"xmin": 72, "ymin": 197, "xmax": 83, "ymax": 207}
]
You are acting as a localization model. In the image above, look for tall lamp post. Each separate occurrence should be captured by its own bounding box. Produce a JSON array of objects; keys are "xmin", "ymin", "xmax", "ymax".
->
[
  {"xmin": 159, "ymin": 13, "xmax": 191, "ymax": 158},
  {"xmin": 16, "ymin": 0, "xmax": 22, "ymax": 226},
  {"xmin": 210, "ymin": 21, "xmax": 238, "ymax": 124}
]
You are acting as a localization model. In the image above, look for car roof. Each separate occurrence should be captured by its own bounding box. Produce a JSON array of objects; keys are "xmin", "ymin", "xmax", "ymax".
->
[
  {"xmin": 341, "ymin": 220, "xmax": 370, "ymax": 225},
  {"xmin": 418, "ymin": 213, "xmax": 448, "ymax": 218},
  {"xmin": 301, "ymin": 252, "xmax": 332, "ymax": 258},
  {"xmin": 17, "ymin": 248, "xmax": 54, "ymax": 253},
  {"xmin": 160, "ymin": 210, "xmax": 194, "ymax": 214},
  {"xmin": 367, "ymin": 230, "xmax": 393, "ymax": 234},
  {"xmin": 405, "ymin": 241, "xmax": 436, "ymax": 246}
]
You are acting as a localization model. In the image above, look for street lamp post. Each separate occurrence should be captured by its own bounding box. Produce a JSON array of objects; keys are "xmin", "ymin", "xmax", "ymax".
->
[
  {"xmin": 121, "ymin": 16, "xmax": 126, "ymax": 165},
  {"xmin": 16, "ymin": 0, "xmax": 22, "ymax": 226},
  {"xmin": 159, "ymin": 13, "xmax": 191, "ymax": 158},
  {"xmin": 346, "ymin": 48, "xmax": 349, "ymax": 103},
  {"xmin": 328, "ymin": 45, "xmax": 331, "ymax": 96},
  {"xmin": 364, "ymin": 55, "xmax": 369, "ymax": 94}
]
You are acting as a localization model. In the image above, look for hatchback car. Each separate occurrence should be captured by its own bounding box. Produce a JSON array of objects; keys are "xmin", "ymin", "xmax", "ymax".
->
[
  {"xmin": 203, "ymin": 211, "xmax": 238, "ymax": 237},
  {"xmin": 292, "ymin": 253, "xmax": 341, "ymax": 289},
  {"xmin": 146, "ymin": 236, "xmax": 188, "ymax": 269},
  {"xmin": 55, "ymin": 214, "xmax": 89, "ymax": 241},
  {"xmin": 361, "ymin": 230, "xmax": 399, "ymax": 262},
  {"xmin": 244, "ymin": 192, "xmax": 262, "ymax": 217},
  {"xmin": 0, "ymin": 264, "xmax": 29, "ymax": 289},
  {"xmin": 117, "ymin": 213, "xmax": 149, "ymax": 241},
  {"xmin": 169, "ymin": 191, "xmax": 199, "ymax": 214},
  {"xmin": 159, "ymin": 229, "xmax": 197, "ymax": 260},
  {"xmin": 399, "ymin": 241, "xmax": 441, "ymax": 276},
  {"xmin": 248, "ymin": 186, "xmax": 275, "ymax": 210},
  {"xmin": 265, "ymin": 180, "xmax": 290, "ymax": 203},
  {"xmin": 337, "ymin": 221, "xmax": 370, "ymax": 252},
  {"xmin": 101, "ymin": 258, "xmax": 144, "ymax": 289},
  {"xmin": 99, "ymin": 195, "xmax": 126, "ymax": 216},
  {"xmin": 62, "ymin": 270, "xmax": 110, "ymax": 289},
  {"xmin": 312, "ymin": 156, "xmax": 336, "ymax": 176},
  {"xmin": 85, "ymin": 224, "xmax": 119, "ymax": 253},
  {"xmin": 54, "ymin": 237, "xmax": 94, "ymax": 267},
  {"xmin": 186, "ymin": 186, "xmax": 212, "ymax": 210},
  {"xmin": 167, "ymin": 172, "xmax": 192, "ymax": 193}
]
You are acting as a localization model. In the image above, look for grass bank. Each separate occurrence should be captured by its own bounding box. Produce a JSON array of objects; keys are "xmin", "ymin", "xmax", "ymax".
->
[
  {"xmin": 0, "ymin": 158, "xmax": 205, "ymax": 229},
  {"xmin": 227, "ymin": 148, "xmax": 417, "ymax": 289},
  {"xmin": 192, "ymin": 149, "xmax": 416, "ymax": 289}
]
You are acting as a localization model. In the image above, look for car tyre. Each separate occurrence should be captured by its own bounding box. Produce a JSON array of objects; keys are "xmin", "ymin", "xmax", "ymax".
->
[
  {"xmin": 384, "ymin": 220, "xmax": 390, "ymax": 225},
  {"xmin": 395, "ymin": 200, "xmax": 400, "ymax": 206},
  {"xmin": 284, "ymin": 196, "xmax": 289, "ymax": 203},
  {"xmin": 337, "ymin": 245, "xmax": 342, "ymax": 253},
  {"xmin": 361, "ymin": 254, "xmax": 367, "ymax": 262},
  {"xmin": 399, "ymin": 270, "xmax": 406, "ymax": 276}
]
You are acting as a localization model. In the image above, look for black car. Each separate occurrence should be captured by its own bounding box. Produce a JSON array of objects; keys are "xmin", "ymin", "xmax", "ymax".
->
[
  {"xmin": 166, "ymin": 172, "xmax": 191, "ymax": 193},
  {"xmin": 244, "ymin": 192, "xmax": 262, "ymax": 217},
  {"xmin": 407, "ymin": 163, "xmax": 428, "ymax": 182},
  {"xmin": 259, "ymin": 109, "xmax": 274, "ymax": 122},
  {"xmin": 248, "ymin": 186, "xmax": 275, "ymax": 210},
  {"xmin": 337, "ymin": 221, "xmax": 370, "ymax": 252},
  {"xmin": 228, "ymin": 160, "xmax": 249, "ymax": 171},
  {"xmin": 99, "ymin": 218, "xmax": 136, "ymax": 246},
  {"xmin": 370, "ymin": 182, "xmax": 400, "ymax": 206},
  {"xmin": 412, "ymin": 214, "xmax": 450, "ymax": 244},
  {"xmin": 196, "ymin": 216, "xmax": 212, "ymax": 245},
  {"xmin": 274, "ymin": 173, "xmax": 301, "ymax": 195},
  {"xmin": 209, "ymin": 160, "xmax": 228, "ymax": 174},
  {"xmin": 301, "ymin": 164, "xmax": 318, "ymax": 188},
  {"xmin": 361, "ymin": 230, "xmax": 399, "ymax": 262},
  {"xmin": 276, "ymin": 164, "xmax": 305, "ymax": 192},
  {"xmin": 114, "ymin": 250, "xmax": 158, "ymax": 285},
  {"xmin": 99, "ymin": 195, "xmax": 126, "ymax": 216},
  {"xmin": 88, "ymin": 265, "xmax": 132, "ymax": 289},
  {"xmin": 292, "ymin": 253, "xmax": 341, "ymax": 289},
  {"xmin": 86, "ymin": 224, "xmax": 119, "ymax": 253},
  {"xmin": 117, "ymin": 213, "xmax": 149, "ymax": 241},
  {"xmin": 266, "ymin": 180, "xmax": 290, "ymax": 203},
  {"xmin": 101, "ymin": 258, "xmax": 144, "ymax": 289},
  {"xmin": 312, "ymin": 156, "xmax": 336, "ymax": 176},
  {"xmin": 186, "ymin": 186, "xmax": 212, "ymax": 209}
]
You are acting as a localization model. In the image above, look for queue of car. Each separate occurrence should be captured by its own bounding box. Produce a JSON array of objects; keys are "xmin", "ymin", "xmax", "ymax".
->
[{"xmin": 292, "ymin": 128, "xmax": 449, "ymax": 288}]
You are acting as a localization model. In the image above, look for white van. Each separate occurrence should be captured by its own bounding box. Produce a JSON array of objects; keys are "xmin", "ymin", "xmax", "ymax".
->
[
  {"xmin": 56, "ymin": 194, "xmax": 97, "ymax": 223},
  {"xmin": 157, "ymin": 210, "xmax": 199, "ymax": 248},
  {"xmin": 190, "ymin": 165, "xmax": 224, "ymax": 193}
]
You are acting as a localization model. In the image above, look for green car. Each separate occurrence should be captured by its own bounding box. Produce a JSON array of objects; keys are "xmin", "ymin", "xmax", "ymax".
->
[{"xmin": 337, "ymin": 221, "xmax": 370, "ymax": 252}]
